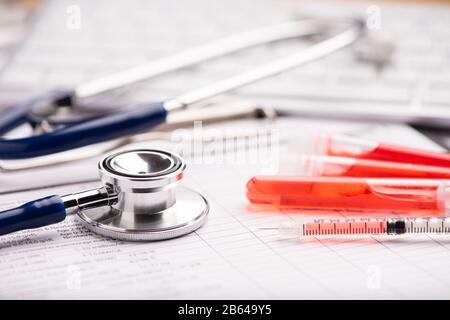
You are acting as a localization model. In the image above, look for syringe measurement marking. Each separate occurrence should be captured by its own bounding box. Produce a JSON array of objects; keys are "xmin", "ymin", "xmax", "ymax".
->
[
  {"xmin": 303, "ymin": 221, "xmax": 386, "ymax": 236},
  {"xmin": 407, "ymin": 220, "xmax": 442, "ymax": 233}
]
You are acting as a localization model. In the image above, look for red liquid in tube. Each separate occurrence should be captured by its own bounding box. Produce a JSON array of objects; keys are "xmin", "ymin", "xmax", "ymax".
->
[
  {"xmin": 301, "ymin": 155, "xmax": 450, "ymax": 178},
  {"xmin": 246, "ymin": 177, "xmax": 450, "ymax": 215},
  {"xmin": 321, "ymin": 134, "xmax": 450, "ymax": 167}
]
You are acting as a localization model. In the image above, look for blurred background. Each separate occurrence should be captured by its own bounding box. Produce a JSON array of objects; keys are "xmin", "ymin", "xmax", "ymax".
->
[{"xmin": 0, "ymin": 0, "xmax": 449, "ymax": 148}]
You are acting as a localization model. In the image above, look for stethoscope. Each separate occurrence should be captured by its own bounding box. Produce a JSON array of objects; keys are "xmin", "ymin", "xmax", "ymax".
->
[
  {"xmin": 0, "ymin": 149, "xmax": 209, "ymax": 241},
  {"xmin": 0, "ymin": 18, "xmax": 365, "ymax": 160}
]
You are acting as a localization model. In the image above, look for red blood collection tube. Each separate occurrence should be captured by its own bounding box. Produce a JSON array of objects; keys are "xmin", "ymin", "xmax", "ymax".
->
[
  {"xmin": 315, "ymin": 133, "xmax": 450, "ymax": 167},
  {"xmin": 246, "ymin": 177, "xmax": 450, "ymax": 215},
  {"xmin": 299, "ymin": 155, "xmax": 450, "ymax": 178}
]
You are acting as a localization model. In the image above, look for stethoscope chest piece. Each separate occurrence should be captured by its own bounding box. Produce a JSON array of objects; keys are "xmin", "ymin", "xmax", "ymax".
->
[{"xmin": 76, "ymin": 149, "xmax": 209, "ymax": 241}]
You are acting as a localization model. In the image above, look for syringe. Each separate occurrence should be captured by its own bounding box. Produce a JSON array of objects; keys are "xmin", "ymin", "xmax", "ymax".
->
[{"xmin": 264, "ymin": 217, "xmax": 450, "ymax": 238}]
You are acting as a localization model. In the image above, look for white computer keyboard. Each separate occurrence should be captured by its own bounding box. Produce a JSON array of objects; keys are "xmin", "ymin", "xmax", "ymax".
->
[{"xmin": 0, "ymin": 0, "xmax": 449, "ymax": 118}]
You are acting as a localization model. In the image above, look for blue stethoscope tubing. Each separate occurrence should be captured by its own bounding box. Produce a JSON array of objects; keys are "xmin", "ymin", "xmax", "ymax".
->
[
  {"xmin": 0, "ymin": 19, "xmax": 363, "ymax": 160},
  {"xmin": 0, "ymin": 90, "xmax": 168, "ymax": 159},
  {"xmin": 0, "ymin": 195, "xmax": 65, "ymax": 236}
]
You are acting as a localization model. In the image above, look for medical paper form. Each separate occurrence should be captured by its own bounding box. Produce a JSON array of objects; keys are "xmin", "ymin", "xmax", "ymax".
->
[{"xmin": 1, "ymin": 118, "xmax": 450, "ymax": 299}]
